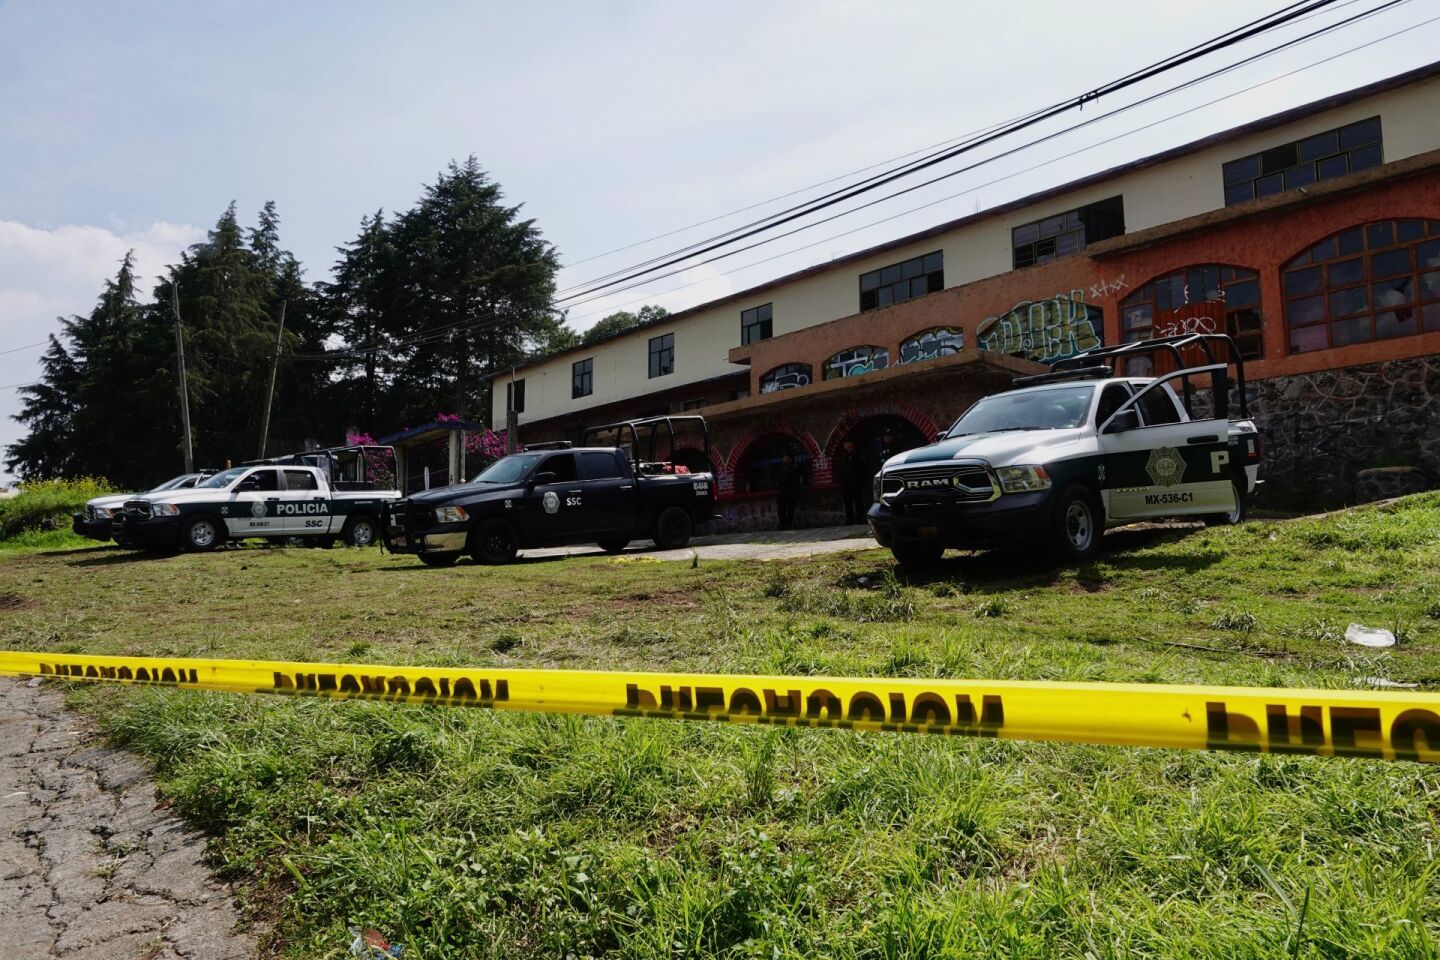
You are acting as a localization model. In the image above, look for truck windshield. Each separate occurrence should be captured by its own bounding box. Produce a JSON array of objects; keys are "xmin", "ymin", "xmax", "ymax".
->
[
  {"xmin": 197, "ymin": 467, "xmax": 247, "ymax": 489},
  {"xmin": 150, "ymin": 474, "xmax": 197, "ymax": 492},
  {"xmin": 946, "ymin": 385, "xmax": 1096, "ymax": 436},
  {"xmin": 472, "ymin": 453, "xmax": 543, "ymax": 484}
]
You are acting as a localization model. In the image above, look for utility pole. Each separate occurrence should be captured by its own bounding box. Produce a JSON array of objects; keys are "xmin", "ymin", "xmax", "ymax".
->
[
  {"xmin": 171, "ymin": 283, "xmax": 194, "ymax": 473},
  {"xmin": 257, "ymin": 300, "xmax": 287, "ymax": 460}
]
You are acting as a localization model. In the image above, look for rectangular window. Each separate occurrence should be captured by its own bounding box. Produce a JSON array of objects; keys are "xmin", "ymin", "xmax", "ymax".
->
[
  {"xmin": 283, "ymin": 469, "xmax": 318, "ymax": 491},
  {"xmin": 571, "ymin": 358, "xmax": 593, "ymax": 399},
  {"xmin": 506, "ymin": 379, "xmax": 525, "ymax": 413},
  {"xmin": 1222, "ymin": 116, "xmax": 1382, "ymax": 206},
  {"xmin": 859, "ymin": 251, "xmax": 942, "ymax": 312},
  {"xmin": 741, "ymin": 303, "xmax": 773, "ymax": 345},
  {"xmin": 648, "ymin": 333, "xmax": 674, "ymax": 378},
  {"xmin": 1011, "ymin": 197, "xmax": 1124, "ymax": 269},
  {"xmin": 579, "ymin": 451, "xmax": 625, "ymax": 480}
]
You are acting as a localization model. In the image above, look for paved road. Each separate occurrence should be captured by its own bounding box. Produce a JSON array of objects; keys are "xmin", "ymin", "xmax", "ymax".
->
[
  {"xmin": 0, "ymin": 678, "xmax": 257, "ymax": 959},
  {"xmin": 521, "ymin": 523, "xmax": 882, "ymax": 562}
]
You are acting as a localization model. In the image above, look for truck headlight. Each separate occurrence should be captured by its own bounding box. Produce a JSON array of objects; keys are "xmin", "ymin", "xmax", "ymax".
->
[
  {"xmin": 996, "ymin": 465, "xmax": 1051, "ymax": 494},
  {"xmin": 435, "ymin": 506, "xmax": 469, "ymax": 523},
  {"xmin": 872, "ymin": 473, "xmax": 882, "ymax": 501},
  {"xmin": 151, "ymin": 502, "xmax": 180, "ymax": 516}
]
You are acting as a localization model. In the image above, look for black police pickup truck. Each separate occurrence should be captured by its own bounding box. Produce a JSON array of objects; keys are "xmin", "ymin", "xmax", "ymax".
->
[{"xmin": 383, "ymin": 416, "xmax": 717, "ymax": 567}]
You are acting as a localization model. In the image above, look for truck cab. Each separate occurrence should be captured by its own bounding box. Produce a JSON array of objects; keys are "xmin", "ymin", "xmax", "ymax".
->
[
  {"xmin": 384, "ymin": 416, "xmax": 716, "ymax": 567},
  {"xmin": 868, "ymin": 333, "xmax": 1262, "ymax": 565},
  {"xmin": 113, "ymin": 445, "xmax": 400, "ymax": 552}
]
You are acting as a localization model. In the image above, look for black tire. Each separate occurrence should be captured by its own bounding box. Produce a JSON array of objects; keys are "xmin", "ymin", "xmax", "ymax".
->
[
  {"xmin": 1051, "ymin": 485, "xmax": 1102, "ymax": 564},
  {"xmin": 1204, "ymin": 481, "xmax": 1247, "ymax": 527},
  {"xmin": 652, "ymin": 506, "xmax": 693, "ymax": 550},
  {"xmin": 471, "ymin": 519, "xmax": 519, "ymax": 565},
  {"xmin": 343, "ymin": 515, "xmax": 379, "ymax": 547},
  {"xmin": 892, "ymin": 542, "xmax": 944, "ymax": 566},
  {"xmin": 420, "ymin": 552, "xmax": 460, "ymax": 568},
  {"xmin": 180, "ymin": 515, "xmax": 223, "ymax": 553},
  {"xmin": 597, "ymin": 538, "xmax": 630, "ymax": 554}
]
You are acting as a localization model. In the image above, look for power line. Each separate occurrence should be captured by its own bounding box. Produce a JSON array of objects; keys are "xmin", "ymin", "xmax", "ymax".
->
[
  {"xmin": 560, "ymin": 9, "xmax": 1438, "ymax": 326},
  {"xmin": 293, "ymin": 0, "xmax": 1418, "ymax": 362},
  {"xmin": 552, "ymin": 0, "xmax": 1345, "ymax": 302},
  {"xmin": 0, "ymin": 340, "xmax": 50, "ymax": 357},
  {"xmin": 554, "ymin": 0, "xmax": 1414, "ymax": 311}
]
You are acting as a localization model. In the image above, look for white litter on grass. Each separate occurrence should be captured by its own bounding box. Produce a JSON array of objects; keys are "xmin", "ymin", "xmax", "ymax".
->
[
  {"xmin": 1345, "ymin": 623, "xmax": 1396, "ymax": 648},
  {"xmin": 1359, "ymin": 677, "xmax": 1419, "ymax": 689}
]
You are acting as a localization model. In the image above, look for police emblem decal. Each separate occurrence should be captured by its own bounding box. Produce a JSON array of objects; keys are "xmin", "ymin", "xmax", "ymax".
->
[
  {"xmin": 1097, "ymin": 463, "xmax": 1106, "ymax": 484},
  {"xmin": 250, "ymin": 500, "xmax": 268, "ymax": 518},
  {"xmin": 1145, "ymin": 447, "xmax": 1186, "ymax": 487},
  {"xmin": 542, "ymin": 491, "xmax": 560, "ymax": 514},
  {"xmin": 504, "ymin": 499, "xmax": 513, "ymax": 510}
]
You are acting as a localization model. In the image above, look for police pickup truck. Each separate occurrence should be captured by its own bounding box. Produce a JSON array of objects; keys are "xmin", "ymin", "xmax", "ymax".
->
[
  {"xmin": 113, "ymin": 445, "xmax": 400, "ymax": 552},
  {"xmin": 869, "ymin": 333, "xmax": 1262, "ymax": 566},
  {"xmin": 384, "ymin": 416, "xmax": 716, "ymax": 567},
  {"xmin": 72, "ymin": 472, "xmax": 211, "ymax": 545}
]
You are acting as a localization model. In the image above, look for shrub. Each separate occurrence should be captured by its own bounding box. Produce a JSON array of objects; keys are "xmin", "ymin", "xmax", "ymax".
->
[{"xmin": 0, "ymin": 477, "xmax": 114, "ymax": 539}]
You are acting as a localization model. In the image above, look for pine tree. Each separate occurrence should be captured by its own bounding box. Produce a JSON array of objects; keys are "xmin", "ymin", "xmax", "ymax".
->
[{"xmin": 4, "ymin": 335, "xmax": 81, "ymax": 479}]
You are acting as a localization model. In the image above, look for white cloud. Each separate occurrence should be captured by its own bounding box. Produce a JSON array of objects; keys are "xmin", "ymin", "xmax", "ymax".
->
[{"xmin": 0, "ymin": 219, "xmax": 203, "ymax": 478}]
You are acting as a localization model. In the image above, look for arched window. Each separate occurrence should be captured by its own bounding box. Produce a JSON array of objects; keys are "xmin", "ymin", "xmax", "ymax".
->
[
  {"xmin": 1283, "ymin": 220, "xmax": 1440, "ymax": 353},
  {"xmin": 823, "ymin": 346, "xmax": 888, "ymax": 380},
  {"xmin": 759, "ymin": 363, "xmax": 812, "ymax": 393},
  {"xmin": 899, "ymin": 327, "xmax": 964, "ymax": 363},
  {"xmin": 1120, "ymin": 265, "xmax": 1263, "ymax": 360}
]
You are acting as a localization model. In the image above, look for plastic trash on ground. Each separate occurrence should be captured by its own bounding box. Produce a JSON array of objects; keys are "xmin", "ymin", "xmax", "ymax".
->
[
  {"xmin": 1361, "ymin": 676, "xmax": 1419, "ymax": 689},
  {"xmin": 349, "ymin": 927, "xmax": 403, "ymax": 958},
  {"xmin": 1345, "ymin": 623, "xmax": 1396, "ymax": 648}
]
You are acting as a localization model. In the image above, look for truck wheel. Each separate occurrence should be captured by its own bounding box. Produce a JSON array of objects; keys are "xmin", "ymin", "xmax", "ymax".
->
[
  {"xmin": 1204, "ymin": 481, "xmax": 1247, "ymax": 527},
  {"xmin": 597, "ymin": 539, "xmax": 629, "ymax": 554},
  {"xmin": 892, "ymin": 543, "xmax": 944, "ymax": 566},
  {"xmin": 181, "ymin": 516, "xmax": 223, "ymax": 553},
  {"xmin": 653, "ymin": 507, "xmax": 693, "ymax": 550},
  {"xmin": 471, "ymin": 519, "xmax": 519, "ymax": 565},
  {"xmin": 1051, "ymin": 485, "xmax": 1102, "ymax": 563},
  {"xmin": 343, "ymin": 515, "xmax": 378, "ymax": 547},
  {"xmin": 420, "ymin": 552, "xmax": 460, "ymax": 568}
]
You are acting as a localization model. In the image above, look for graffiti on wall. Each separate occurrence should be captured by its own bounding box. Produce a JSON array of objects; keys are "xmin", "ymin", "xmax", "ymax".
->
[
  {"xmin": 760, "ymin": 363, "xmax": 812, "ymax": 393},
  {"xmin": 976, "ymin": 290, "xmax": 1103, "ymax": 364},
  {"xmin": 824, "ymin": 346, "xmax": 889, "ymax": 380},
  {"xmin": 899, "ymin": 327, "xmax": 964, "ymax": 364}
]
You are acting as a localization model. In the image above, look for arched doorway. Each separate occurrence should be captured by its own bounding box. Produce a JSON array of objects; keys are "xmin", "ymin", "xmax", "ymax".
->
[
  {"xmin": 839, "ymin": 414, "xmax": 928, "ymax": 479},
  {"xmin": 734, "ymin": 433, "xmax": 813, "ymax": 493}
]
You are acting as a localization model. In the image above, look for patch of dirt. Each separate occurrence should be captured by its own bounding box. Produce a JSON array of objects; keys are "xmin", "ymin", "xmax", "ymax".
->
[{"xmin": 0, "ymin": 591, "xmax": 35, "ymax": 611}]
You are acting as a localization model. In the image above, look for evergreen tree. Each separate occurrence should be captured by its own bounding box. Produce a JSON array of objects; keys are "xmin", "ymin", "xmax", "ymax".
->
[
  {"xmin": 4, "ymin": 334, "xmax": 81, "ymax": 479},
  {"xmin": 321, "ymin": 210, "xmax": 399, "ymax": 430},
  {"xmin": 385, "ymin": 157, "xmax": 562, "ymax": 427}
]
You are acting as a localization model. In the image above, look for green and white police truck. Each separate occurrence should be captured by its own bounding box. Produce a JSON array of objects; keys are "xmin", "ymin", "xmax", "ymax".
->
[{"xmin": 113, "ymin": 445, "xmax": 400, "ymax": 552}]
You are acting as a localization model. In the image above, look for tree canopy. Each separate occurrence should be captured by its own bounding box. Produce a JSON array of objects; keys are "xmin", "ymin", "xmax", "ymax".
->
[{"xmin": 6, "ymin": 158, "xmax": 574, "ymax": 485}]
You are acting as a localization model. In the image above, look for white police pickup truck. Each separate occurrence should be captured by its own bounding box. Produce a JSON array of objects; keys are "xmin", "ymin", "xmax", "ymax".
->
[
  {"xmin": 72, "ymin": 473, "xmax": 211, "ymax": 545},
  {"xmin": 113, "ymin": 446, "xmax": 400, "ymax": 552},
  {"xmin": 868, "ymin": 334, "xmax": 1262, "ymax": 565}
]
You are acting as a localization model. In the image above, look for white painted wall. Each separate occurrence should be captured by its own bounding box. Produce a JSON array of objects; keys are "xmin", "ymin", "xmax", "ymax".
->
[{"xmin": 496, "ymin": 75, "xmax": 1440, "ymax": 427}]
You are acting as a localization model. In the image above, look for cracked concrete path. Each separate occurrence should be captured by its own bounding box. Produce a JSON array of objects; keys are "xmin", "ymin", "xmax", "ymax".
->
[{"xmin": 0, "ymin": 678, "xmax": 258, "ymax": 959}]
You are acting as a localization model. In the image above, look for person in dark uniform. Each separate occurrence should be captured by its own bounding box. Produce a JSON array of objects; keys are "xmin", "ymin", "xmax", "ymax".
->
[
  {"xmin": 879, "ymin": 428, "xmax": 899, "ymax": 463},
  {"xmin": 776, "ymin": 451, "xmax": 803, "ymax": 530},
  {"xmin": 833, "ymin": 438, "xmax": 867, "ymax": 524}
]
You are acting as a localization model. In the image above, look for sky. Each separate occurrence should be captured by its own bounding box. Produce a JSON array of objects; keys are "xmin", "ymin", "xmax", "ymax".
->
[{"xmin": 2, "ymin": 0, "xmax": 1438, "ymax": 481}]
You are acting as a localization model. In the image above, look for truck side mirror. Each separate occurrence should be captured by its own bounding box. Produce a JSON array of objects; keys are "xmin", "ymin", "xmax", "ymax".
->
[
  {"xmin": 530, "ymin": 470, "xmax": 557, "ymax": 487},
  {"xmin": 1103, "ymin": 409, "xmax": 1139, "ymax": 434}
]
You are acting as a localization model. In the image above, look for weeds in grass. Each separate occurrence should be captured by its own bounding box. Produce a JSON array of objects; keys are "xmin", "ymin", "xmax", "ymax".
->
[
  {"xmin": 973, "ymin": 597, "xmax": 1007, "ymax": 618},
  {"xmin": 1211, "ymin": 611, "xmax": 1259, "ymax": 634}
]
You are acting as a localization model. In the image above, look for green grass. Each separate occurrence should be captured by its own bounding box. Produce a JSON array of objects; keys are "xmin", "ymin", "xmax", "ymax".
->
[
  {"xmin": 0, "ymin": 476, "xmax": 112, "ymax": 540},
  {"xmin": 2, "ymin": 495, "xmax": 1439, "ymax": 958}
]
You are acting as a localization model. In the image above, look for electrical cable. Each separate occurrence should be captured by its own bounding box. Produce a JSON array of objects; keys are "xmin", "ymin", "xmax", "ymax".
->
[{"xmin": 552, "ymin": 0, "xmax": 1345, "ymax": 300}]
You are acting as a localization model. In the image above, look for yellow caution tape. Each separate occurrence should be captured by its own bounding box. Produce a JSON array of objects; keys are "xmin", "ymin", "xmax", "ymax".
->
[{"xmin": 2, "ymin": 650, "xmax": 1437, "ymax": 762}]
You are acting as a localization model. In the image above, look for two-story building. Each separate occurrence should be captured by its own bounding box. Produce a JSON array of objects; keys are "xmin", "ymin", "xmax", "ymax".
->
[{"xmin": 494, "ymin": 62, "xmax": 1440, "ymax": 528}]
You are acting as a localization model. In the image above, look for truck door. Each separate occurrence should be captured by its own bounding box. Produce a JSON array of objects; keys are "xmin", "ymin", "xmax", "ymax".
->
[
  {"xmin": 1098, "ymin": 374, "xmax": 1236, "ymax": 520},
  {"xmin": 279, "ymin": 469, "xmax": 329, "ymax": 533},
  {"xmin": 525, "ymin": 453, "xmax": 582, "ymax": 543},
  {"xmin": 578, "ymin": 451, "xmax": 637, "ymax": 537},
  {"xmin": 226, "ymin": 468, "xmax": 283, "ymax": 536}
]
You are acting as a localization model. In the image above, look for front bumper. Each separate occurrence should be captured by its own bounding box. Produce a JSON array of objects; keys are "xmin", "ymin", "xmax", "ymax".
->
[
  {"xmin": 72, "ymin": 514, "xmax": 113, "ymax": 542},
  {"xmin": 112, "ymin": 514, "xmax": 182, "ymax": 548},
  {"xmin": 867, "ymin": 489, "xmax": 1053, "ymax": 550},
  {"xmin": 383, "ymin": 506, "xmax": 468, "ymax": 555}
]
